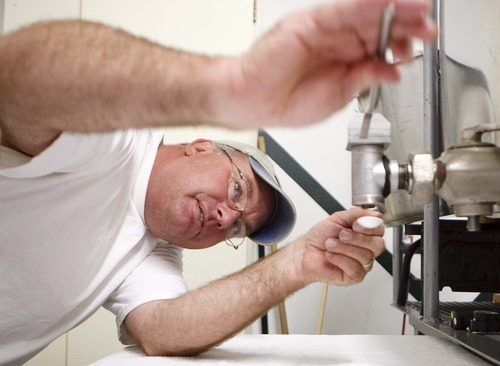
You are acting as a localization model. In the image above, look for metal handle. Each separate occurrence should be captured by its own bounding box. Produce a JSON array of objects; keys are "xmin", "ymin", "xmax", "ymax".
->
[{"xmin": 364, "ymin": 3, "xmax": 396, "ymax": 116}]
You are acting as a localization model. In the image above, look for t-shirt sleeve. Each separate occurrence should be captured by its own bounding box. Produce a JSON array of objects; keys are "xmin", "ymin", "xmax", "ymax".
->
[
  {"xmin": 103, "ymin": 242, "xmax": 188, "ymax": 345},
  {"xmin": 0, "ymin": 130, "xmax": 151, "ymax": 178}
]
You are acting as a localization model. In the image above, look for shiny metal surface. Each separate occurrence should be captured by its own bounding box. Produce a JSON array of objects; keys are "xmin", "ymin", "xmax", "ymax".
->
[
  {"xmin": 353, "ymin": 0, "xmax": 500, "ymax": 226},
  {"xmin": 359, "ymin": 54, "xmax": 497, "ymax": 226},
  {"xmin": 350, "ymin": 144, "xmax": 387, "ymax": 207},
  {"xmin": 438, "ymin": 144, "xmax": 500, "ymax": 217},
  {"xmin": 408, "ymin": 153, "xmax": 435, "ymax": 204},
  {"xmin": 382, "ymin": 1, "xmax": 499, "ymax": 226},
  {"xmin": 347, "ymin": 112, "xmax": 394, "ymax": 208}
]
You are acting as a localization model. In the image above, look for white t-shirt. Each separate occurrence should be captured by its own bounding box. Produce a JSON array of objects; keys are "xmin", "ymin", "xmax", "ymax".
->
[{"xmin": 0, "ymin": 130, "xmax": 188, "ymax": 365}]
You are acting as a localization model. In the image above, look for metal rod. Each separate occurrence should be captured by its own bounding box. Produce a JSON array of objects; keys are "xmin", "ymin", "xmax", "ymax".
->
[
  {"xmin": 364, "ymin": 3, "xmax": 396, "ymax": 116},
  {"xmin": 422, "ymin": 0, "xmax": 441, "ymax": 322},
  {"xmin": 392, "ymin": 225, "xmax": 403, "ymax": 303}
]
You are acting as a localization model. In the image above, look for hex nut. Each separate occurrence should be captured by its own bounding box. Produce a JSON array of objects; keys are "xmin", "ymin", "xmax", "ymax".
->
[{"xmin": 408, "ymin": 153, "xmax": 436, "ymax": 204}]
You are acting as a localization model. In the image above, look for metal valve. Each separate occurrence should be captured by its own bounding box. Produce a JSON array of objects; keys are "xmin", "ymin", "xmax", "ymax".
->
[
  {"xmin": 435, "ymin": 123, "xmax": 500, "ymax": 231},
  {"xmin": 348, "ymin": 122, "xmax": 500, "ymax": 232},
  {"xmin": 347, "ymin": 112, "xmax": 405, "ymax": 209}
]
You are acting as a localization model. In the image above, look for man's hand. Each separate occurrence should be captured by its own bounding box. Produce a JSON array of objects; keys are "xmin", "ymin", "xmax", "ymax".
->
[
  {"xmin": 213, "ymin": 0, "xmax": 438, "ymax": 128},
  {"xmin": 291, "ymin": 208, "xmax": 385, "ymax": 287},
  {"xmin": 0, "ymin": 0, "xmax": 437, "ymax": 155}
]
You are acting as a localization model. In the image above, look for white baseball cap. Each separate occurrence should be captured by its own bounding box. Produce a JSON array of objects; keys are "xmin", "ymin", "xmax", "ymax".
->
[{"xmin": 217, "ymin": 140, "xmax": 296, "ymax": 246}]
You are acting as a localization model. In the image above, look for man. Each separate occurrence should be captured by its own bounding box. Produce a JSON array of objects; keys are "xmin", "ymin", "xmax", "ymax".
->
[{"xmin": 0, "ymin": 0, "xmax": 437, "ymax": 363}]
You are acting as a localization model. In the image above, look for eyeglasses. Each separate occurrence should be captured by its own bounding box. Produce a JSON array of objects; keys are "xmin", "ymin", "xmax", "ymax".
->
[{"xmin": 220, "ymin": 148, "xmax": 249, "ymax": 250}]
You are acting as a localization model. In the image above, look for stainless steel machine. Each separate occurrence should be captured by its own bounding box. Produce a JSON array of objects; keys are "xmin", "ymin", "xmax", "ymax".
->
[{"xmin": 347, "ymin": 0, "xmax": 500, "ymax": 363}]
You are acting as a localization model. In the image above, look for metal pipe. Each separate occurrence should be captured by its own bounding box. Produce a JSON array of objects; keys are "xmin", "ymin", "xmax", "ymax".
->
[
  {"xmin": 422, "ymin": 0, "xmax": 441, "ymax": 322},
  {"xmin": 392, "ymin": 225, "xmax": 403, "ymax": 303},
  {"xmin": 422, "ymin": 199, "xmax": 440, "ymax": 321}
]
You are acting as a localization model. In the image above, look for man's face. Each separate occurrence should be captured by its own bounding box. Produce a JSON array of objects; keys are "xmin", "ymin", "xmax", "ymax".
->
[{"xmin": 145, "ymin": 140, "xmax": 276, "ymax": 249}]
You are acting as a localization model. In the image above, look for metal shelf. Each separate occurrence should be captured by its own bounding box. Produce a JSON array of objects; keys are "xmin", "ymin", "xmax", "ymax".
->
[{"xmin": 395, "ymin": 302, "xmax": 500, "ymax": 365}]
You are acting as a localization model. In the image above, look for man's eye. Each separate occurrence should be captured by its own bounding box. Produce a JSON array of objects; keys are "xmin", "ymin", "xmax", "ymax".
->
[
  {"xmin": 229, "ymin": 180, "xmax": 243, "ymax": 201},
  {"xmin": 233, "ymin": 182, "xmax": 242, "ymax": 196}
]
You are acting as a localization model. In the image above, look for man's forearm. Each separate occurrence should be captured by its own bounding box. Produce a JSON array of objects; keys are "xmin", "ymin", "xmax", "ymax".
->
[
  {"xmin": 125, "ymin": 242, "xmax": 307, "ymax": 356},
  {"xmin": 125, "ymin": 207, "xmax": 387, "ymax": 356},
  {"xmin": 0, "ymin": 20, "xmax": 232, "ymax": 153}
]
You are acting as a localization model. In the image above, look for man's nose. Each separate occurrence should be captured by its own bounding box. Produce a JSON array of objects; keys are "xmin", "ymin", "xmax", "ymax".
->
[{"xmin": 216, "ymin": 204, "xmax": 242, "ymax": 230}]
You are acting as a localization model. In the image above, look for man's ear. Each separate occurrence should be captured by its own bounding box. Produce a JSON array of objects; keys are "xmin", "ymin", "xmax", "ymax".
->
[{"xmin": 184, "ymin": 139, "xmax": 215, "ymax": 156}]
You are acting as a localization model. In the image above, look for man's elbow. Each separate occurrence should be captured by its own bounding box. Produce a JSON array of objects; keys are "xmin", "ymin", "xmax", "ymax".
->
[
  {"xmin": 139, "ymin": 337, "xmax": 212, "ymax": 357},
  {"xmin": 124, "ymin": 301, "xmax": 219, "ymax": 357}
]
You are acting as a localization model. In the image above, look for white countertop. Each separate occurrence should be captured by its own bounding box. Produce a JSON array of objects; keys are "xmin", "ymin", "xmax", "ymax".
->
[{"xmin": 90, "ymin": 334, "xmax": 492, "ymax": 365}]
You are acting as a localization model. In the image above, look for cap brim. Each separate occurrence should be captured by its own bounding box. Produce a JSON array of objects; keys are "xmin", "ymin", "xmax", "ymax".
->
[{"xmin": 247, "ymin": 157, "xmax": 296, "ymax": 245}]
